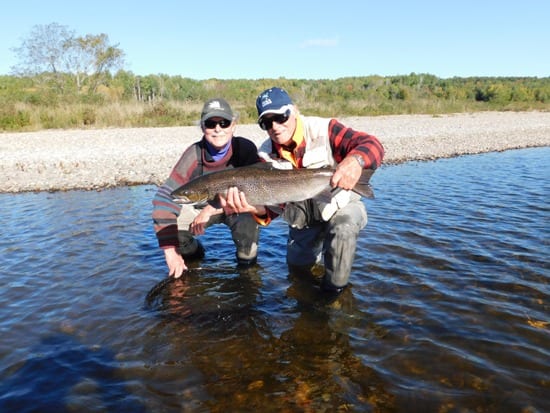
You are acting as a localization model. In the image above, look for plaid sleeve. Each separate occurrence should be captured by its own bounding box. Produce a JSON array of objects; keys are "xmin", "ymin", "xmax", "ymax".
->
[{"xmin": 328, "ymin": 119, "xmax": 384, "ymax": 169}]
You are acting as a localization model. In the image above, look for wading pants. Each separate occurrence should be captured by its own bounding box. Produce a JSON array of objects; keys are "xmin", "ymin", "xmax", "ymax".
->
[
  {"xmin": 177, "ymin": 204, "xmax": 259, "ymax": 265},
  {"xmin": 285, "ymin": 198, "xmax": 368, "ymax": 290}
]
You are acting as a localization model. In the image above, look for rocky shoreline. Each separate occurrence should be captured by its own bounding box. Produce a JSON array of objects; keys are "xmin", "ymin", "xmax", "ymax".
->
[{"xmin": 1, "ymin": 111, "xmax": 549, "ymax": 193}]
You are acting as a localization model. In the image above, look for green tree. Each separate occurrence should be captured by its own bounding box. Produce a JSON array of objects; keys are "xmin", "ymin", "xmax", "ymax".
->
[
  {"xmin": 11, "ymin": 23, "xmax": 73, "ymax": 75},
  {"xmin": 11, "ymin": 23, "xmax": 125, "ymax": 94},
  {"xmin": 10, "ymin": 22, "xmax": 74, "ymax": 92},
  {"xmin": 64, "ymin": 33, "xmax": 125, "ymax": 93}
]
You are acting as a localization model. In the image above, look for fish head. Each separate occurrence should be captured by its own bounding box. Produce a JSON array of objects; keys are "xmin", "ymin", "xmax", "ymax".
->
[{"xmin": 171, "ymin": 187, "xmax": 209, "ymax": 204}]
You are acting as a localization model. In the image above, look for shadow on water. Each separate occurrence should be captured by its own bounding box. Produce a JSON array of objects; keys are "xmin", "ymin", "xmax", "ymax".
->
[
  {"xmin": 142, "ymin": 265, "xmax": 397, "ymax": 411},
  {"xmin": 0, "ymin": 333, "xmax": 146, "ymax": 413}
]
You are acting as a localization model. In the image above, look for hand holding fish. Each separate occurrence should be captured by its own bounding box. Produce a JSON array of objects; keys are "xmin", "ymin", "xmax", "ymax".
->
[
  {"xmin": 331, "ymin": 155, "xmax": 365, "ymax": 190},
  {"xmin": 219, "ymin": 187, "xmax": 268, "ymax": 216}
]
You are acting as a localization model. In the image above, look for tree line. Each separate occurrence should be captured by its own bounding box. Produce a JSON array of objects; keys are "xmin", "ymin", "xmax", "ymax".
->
[{"xmin": 1, "ymin": 23, "xmax": 549, "ymax": 131}]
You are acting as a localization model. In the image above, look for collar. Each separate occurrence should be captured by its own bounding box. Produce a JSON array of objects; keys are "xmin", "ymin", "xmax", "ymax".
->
[
  {"xmin": 275, "ymin": 116, "xmax": 305, "ymax": 167},
  {"xmin": 203, "ymin": 138, "xmax": 232, "ymax": 162}
]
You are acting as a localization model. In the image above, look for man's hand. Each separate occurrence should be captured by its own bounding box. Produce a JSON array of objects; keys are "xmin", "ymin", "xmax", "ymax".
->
[
  {"xmin": 190, "ymin": 204, "xmax": 219, "ymax": 235},
  {"xmin": 331, "ymin": 155, "xmax": 363, "ymax": 190},
  {"xmin": 163, "ymin": 247, "xmax": 187, "ymax": 278},
  {"xmin": 219, "ymin": 187, "xmax": 267, "ymax": 216}
]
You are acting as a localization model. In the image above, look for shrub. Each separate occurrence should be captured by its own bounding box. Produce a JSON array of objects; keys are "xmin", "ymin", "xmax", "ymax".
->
[{"xmin": 0, "ymin": 107, "xmax": 31, "ymax": 130}]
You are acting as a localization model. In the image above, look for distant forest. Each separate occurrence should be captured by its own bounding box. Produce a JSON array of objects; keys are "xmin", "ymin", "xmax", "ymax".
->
[
  {"xmin": 0, "ymin": 23, "xmax": 550, "ymax": 132},
  {"xmin": 3, "ymin": 22, "xmax": 548, "ymax": 132},
  {"xmin": 1, "ymin": 73, "xmax": 549, "ymax": 132}
]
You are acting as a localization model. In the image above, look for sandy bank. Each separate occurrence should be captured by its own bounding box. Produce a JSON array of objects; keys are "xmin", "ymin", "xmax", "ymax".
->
[{"xmin": 1, "ymin": 111, "xmax": 549, "ymax": 193}]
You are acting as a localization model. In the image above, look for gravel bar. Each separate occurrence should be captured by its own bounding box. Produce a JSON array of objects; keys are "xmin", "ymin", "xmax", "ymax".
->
[{"xmin": 1, "ymin": 111, "xmax": 548, "ymax": 193}]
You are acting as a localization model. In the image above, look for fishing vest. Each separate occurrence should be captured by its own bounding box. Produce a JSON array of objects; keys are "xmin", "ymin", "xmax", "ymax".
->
[
  {"xmin": 258, "ymin": 115, "xmax": 335, "ymax": 169},
  {"xmin": 259, "ymin": 115, "xmax": 355, "ymax": 224}
]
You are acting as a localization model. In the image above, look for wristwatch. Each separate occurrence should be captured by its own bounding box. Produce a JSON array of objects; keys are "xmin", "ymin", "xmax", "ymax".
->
[{"xmin": 351, "ymin": 154, "xmax": 365, "ymax": 168}]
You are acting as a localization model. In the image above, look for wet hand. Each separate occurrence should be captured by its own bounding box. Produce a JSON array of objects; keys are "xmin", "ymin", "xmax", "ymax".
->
[
  {"xmin": 164, "ymin": 247, "xmax": 187, "ymax": 278},
  {"xmin": 331, "ymin": 155, "xmax": 363, "ymax": 190}
]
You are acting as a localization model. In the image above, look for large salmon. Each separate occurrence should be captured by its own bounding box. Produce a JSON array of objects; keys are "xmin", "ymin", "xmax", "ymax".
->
[{"xmin": 171, "ymin": 163, "xmax": 375, "ymax": 206}]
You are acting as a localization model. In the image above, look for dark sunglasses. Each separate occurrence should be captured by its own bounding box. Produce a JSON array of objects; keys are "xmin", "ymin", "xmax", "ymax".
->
[
  {"xmin": 258, "ymin": 109, "xmax": 291, "ymax": 130},
  {"xmin": 204, "ymin": 118, "xmax": 231, "ymax": 129}
]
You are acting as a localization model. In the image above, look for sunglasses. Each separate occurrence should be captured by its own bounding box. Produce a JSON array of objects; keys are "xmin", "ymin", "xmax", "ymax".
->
[
  {"xmin": 204, "ymin": 118, "xmax": 231, "ymax": 129},
  {"xmin": 259, "ymin": 109, "xmax": 291, "ymax": 130}
]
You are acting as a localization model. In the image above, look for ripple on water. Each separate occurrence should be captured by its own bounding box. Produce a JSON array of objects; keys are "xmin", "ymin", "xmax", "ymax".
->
[{"xmin": 0, "ymin": 148, "xmax": 548, "ymax": 412}]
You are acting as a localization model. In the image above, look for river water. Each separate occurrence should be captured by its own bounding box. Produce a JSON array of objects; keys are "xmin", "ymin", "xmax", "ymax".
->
[{"xmin": 0, "ymin": 147, "xmax": 548, "ymax": 412}]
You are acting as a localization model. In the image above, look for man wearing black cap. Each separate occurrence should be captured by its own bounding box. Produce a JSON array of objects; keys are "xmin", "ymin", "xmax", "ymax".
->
[
  {"xmin": 223, "ymin": 87, "xmax": 384, "ymax": 294},
  {"xmin": 152, "ymin": 98, "xmax": 261, "ymax": 278}
]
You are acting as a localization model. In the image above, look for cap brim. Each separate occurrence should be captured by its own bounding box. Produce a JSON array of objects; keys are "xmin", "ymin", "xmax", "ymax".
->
[
  {"xmin": 257, "ymin": 105, "xmax": 292, "ymax": 121},
  {"xmin": 202, "ymin": 110, "xmax": 233, "ymax": 122}
]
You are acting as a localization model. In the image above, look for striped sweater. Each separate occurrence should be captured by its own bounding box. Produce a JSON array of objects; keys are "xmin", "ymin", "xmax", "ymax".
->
[{"xmin": 152, "ymin": 136, "xmax": 260, "ymax": 248}]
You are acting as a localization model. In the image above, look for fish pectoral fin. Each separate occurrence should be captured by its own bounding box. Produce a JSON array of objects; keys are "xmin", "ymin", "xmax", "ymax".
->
[{"xmin": 313, "ymin": 186, "xmax": 335, "ymax": 203}]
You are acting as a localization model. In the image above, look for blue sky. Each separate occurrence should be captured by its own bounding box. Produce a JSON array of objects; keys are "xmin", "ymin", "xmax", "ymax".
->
[{"xmin": 2, "ymin": 0, "xmax": 548, "ymax": 79}]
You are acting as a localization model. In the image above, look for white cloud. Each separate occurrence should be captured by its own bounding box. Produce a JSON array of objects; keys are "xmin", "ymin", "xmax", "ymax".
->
[{"xmin": 299, "ymin": 37, "xmax": 339, "ymax": 48}]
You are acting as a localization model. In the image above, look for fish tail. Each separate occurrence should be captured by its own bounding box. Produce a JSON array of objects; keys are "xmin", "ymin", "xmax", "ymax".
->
[{"xmin": 353, "ymin": 169, "xmax": 375, "ymax": 199}]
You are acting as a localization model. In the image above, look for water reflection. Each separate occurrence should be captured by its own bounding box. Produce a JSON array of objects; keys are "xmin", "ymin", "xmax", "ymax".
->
[{"xmin": 144, "ymin": 266, "xmax": 397, "ymax": 411}]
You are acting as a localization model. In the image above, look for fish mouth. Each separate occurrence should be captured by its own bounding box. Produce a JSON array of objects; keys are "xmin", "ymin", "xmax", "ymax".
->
[
  {"xmin": 172, "ymin": 196, "xmax": 191, "ymax": 204},
  {"xmin": 173, "ymin": 196, "xmax": 208, "ymax": 206}
]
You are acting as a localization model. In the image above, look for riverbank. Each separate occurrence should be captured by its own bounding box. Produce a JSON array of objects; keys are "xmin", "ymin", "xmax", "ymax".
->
[{"xmin": 1, "ymin": 111, "xmax": 549, "ymax": 193}]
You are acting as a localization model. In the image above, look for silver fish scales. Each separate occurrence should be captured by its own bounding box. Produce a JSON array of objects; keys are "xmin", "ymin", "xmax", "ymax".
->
[{"xmin": 171, "ymin": 163, "xmax": 374, "ymax": 206}]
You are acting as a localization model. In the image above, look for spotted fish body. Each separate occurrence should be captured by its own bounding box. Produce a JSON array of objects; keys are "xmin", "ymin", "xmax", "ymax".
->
[{"xmin": 171, "ymin": 163, "xmax": 374, "ymax": 206}]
